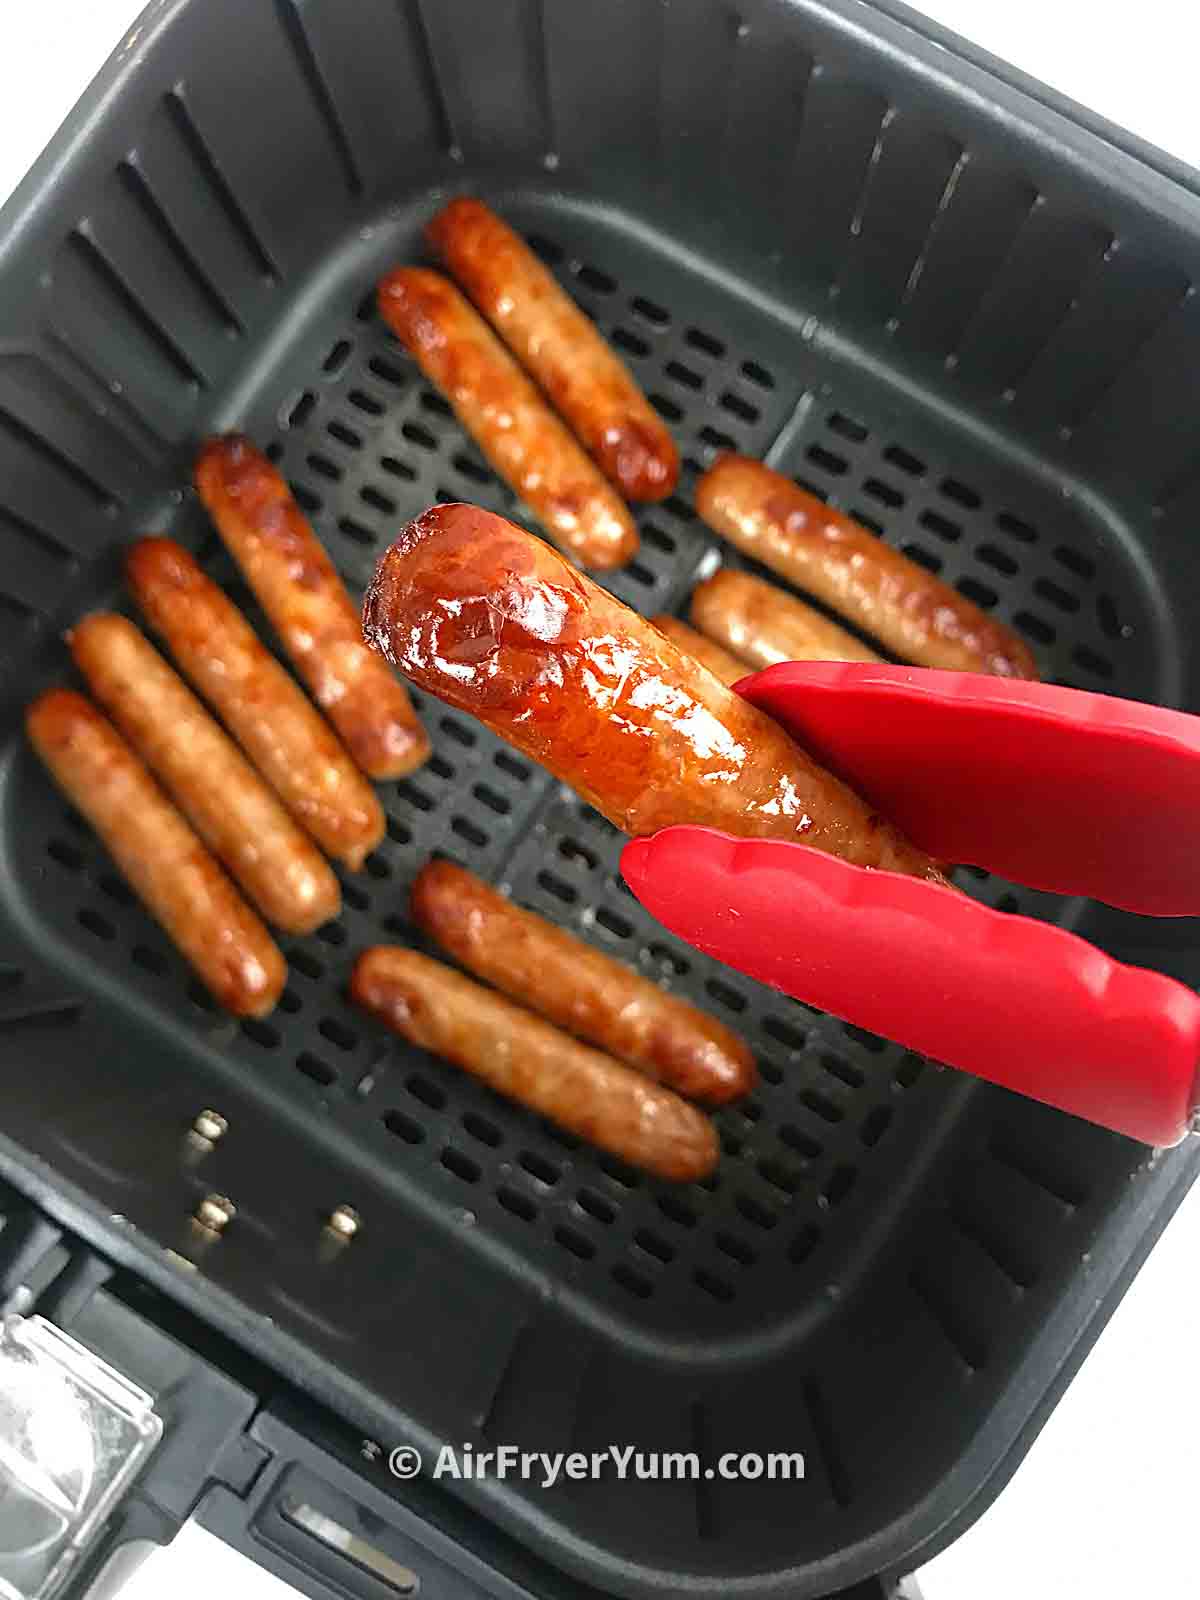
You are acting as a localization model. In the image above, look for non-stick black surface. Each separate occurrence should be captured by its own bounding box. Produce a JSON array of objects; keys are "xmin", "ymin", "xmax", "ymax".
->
[{"xmin": 0, "ymin": 3, "xmax": 1197, "ymax": 1596}]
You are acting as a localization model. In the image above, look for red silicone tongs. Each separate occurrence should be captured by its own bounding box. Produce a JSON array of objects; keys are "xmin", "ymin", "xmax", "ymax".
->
[{"xmin": 621, "ymin": 663, "xmax": 1200, "ymax": 1147}]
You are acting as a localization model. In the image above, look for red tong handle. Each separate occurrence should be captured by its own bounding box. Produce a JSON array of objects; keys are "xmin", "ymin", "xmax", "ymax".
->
[
  {"xmin": 622, "ymin": 829, "xmax": 1200, "ymax": 1147},
  {"xmin": 739, "ymin": 662, "xmax": 1200, "ymax": 917},
  {"xmin": 621, "ymin": 664, "xmax": 1200, "ymax": 1146}
]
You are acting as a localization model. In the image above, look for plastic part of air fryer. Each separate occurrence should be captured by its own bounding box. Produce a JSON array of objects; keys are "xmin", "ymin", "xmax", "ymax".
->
[{"xmin": 0, "ymin": 1, "xmax": 1196, "ymax": 1597}]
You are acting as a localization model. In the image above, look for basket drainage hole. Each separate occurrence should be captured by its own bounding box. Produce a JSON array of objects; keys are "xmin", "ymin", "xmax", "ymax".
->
[
  {"xmin": 821, "ymin": 1165, "xmax": 858, "ymax": 1208},
  {"xmin": 498, "ymin": 1186, "xmax": 537, "ymax": 1222},
  {"xmin": 631, "ymin": 295, "xmax": 669, "ymax": 327},
  {"xmin": 47, "ymin": 838, "xmax": 84, "ymax": 870},
  {"xmin": 537, "ymin": 870, "xmax": 576, "ymax": 905},
  {"xmin": 720, "ymin": 391, "xmax": 759, "ymax": 425},
  {"xmin": 740, "ymin": 359, "xmax": 773, "ymax": 388},
  {"xmin": 297, "ymin": 1051, "xmax": 337, "ymax": 1087},
  {"xmin": 131, "ymin": 943, "xmax": 167, "ymax": 976},
  {"xmin": 656, "ymin": 1192, "xmax": 697, "ymax": 1228},
  {"xmin": 382, "ymin": 1108, "xmax": 424, "ymax": 1144},
  {"xmin": 734, "ymin": 1193, "xmax": 777, "ymax": 1230},
  {"xmin": 407, "ymin": 1073, "xmax": 446, "ymax": 1110},
  {"xmin": 633, "ymin": 1228, "xmax": 674, "ymax": 1264},
  {"xmin": 612, "ymin": 327, "xmax": 650, "ymax": 358},
  {"xmin": 319, "ymin": 1017, "xmax": 358, "ymax": 1052},
  {"xmin": 666, "ymin": 360, "xmax": 703, "ymax": 391},
  {"xmin": 686, "ymin": 327, "xmax": 725, "ymax": 358},
  {"xmin": 613, "ymin": 1263, "xmax": 654, "ymax": 1298},
  {"xmin": 290, "ymin": 949, "xmax": 325, "ymax": 981},
  {"xmin": 693, "ymin": 1267, "xmax": 734, "ymax": 1303},
  {"xmin": 807, "ymin": 443, "xmax": 848, "ymax": 476},
  {"xmin": 322, "ymin": 338, "xmax": 352, "ymax": 376},
  {"xmin": 788, "ymin": 1224, "xmax": 820, "ymax": 1265},
  {"xmin": 242, "ymin": 1017, "xmax": 280, "ymax": 1049},
  {"xmin": 441, "ymin": 1146, "xmax": 480, "ymax": 1183},
  {"xmin": 519, "ymin": 1150, "xmax": 560, "ymax": 1186},
  {"xmin": 462, "ymin": 1112, "xmax": 502, "ymax": 1148},
  {"xmin": 577, "ymin": 1188, "xmax": 617, "ymax": 1224},
  {"xmin": 715, "ymin": 1232, "xmax": 756, "ymax": 1266},
  {"xmin": 827, "ymin": 411, "xmax": 868, "ymax": 443},
  {"xmin": 555, "ymin": 1225, "xmax": 595, "ymax": 1260},
  {"xmin": 77, "ymin": 908, "xmax": 115, "ymax": 940},
  {"xmin": 285, "ymin": 391, "xmax": 316, "ymax": 429},
  {"xmin": 595, "ymin": 907, "xmax": 632, "ymax": 940},
  {"xmin": 452, "ymin": 817, "xmax": 488, "ymax": 848},
  {"xmin": 861, "ymin": 1105, "xmax": 893, "ymax": 1147},
  {"xmin": 941, "ymin": 477, "xmax": 981, "ymax": 509},
  {"xmin": 883, "ymin": 444, "xmax": 925, "ymax": 476}
]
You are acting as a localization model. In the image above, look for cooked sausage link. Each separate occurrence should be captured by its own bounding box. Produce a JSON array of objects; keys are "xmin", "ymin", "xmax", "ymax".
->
[
  {"xmin": 70, "ymin": 613, "xmax": 341, "ymax": 934},
  {"xmin": 194, "ymin": 435, "xmax": 430, "ymax": 780},
  {"xmin": 696, "ymin": 454, "xmax": 1038, "ymax": 678},
  {"xmin": 352, "ymin": 946, "xmax": 719, "ymax": 1181},
  {"xmin": 690, "ymin": 569, "xmax": 884, "ymax": 670},
  {"xmin": 362, "ymin": 502, "xmax": 946, "ymax": 882},
  {"xmin": 651, "ymin": 614, "xmax": 747, "ymax": 687},
  {"xmin": 427, "ymin": 197, "xmax": 679, "ymax": 501},
  {"xmin": 27, "ymin": 689, "xmax": 286, "ymax": 1016},
  {"xmin": 376, "ymin": 267, "xmax": 638, "ymax": 571},
  {"xmin": 411, "ymin": 860, "xmax": 755, "ymax": 1104},
  {"xmin": 126, "ymin": 537, "xmax": 384, "ymax": 870}
]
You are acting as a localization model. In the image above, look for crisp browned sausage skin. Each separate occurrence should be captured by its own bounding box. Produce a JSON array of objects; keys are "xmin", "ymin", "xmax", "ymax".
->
[
  {"xmin": 426, "ymin": 197, "xmax": 679, "ymax": 501},
  {"xmin": 696, "ymin": 455, "xmax": 1038, "ymax": 679},
  {"xmin": 70, "ymin": 613, "xmax": 341, "ymax": 934},
  {"xmin": 651, "ymin": 615, "xmax": 747, "ymax": 687},
  {"xmin": 27, "ymin": 689, "xmax": 286, "ymax": 1016},
  {"xmin": 194, "ymin": 436, "xmax": 429, "ymax": 780},
  {"xmin": 351, "ymin": 946, "xmax": 718, "ymax": 1181},
  {"xmin": 362, "ymin": 503, "xmax": 946, "ymax": 882},
  {"xmin": 411, "ymin": 860, "xmax": 755, "ymax": 1105},
  {"xmin": 690, "ymin": 569, "xmax": 883, "ymax": 670},
  {"xmin": 126, "ymin": 537, "xmax": 384, "ymax": 870},
  {"xmin": 376, "ymin": 268, "xmax": 638, "ymax": 570}
]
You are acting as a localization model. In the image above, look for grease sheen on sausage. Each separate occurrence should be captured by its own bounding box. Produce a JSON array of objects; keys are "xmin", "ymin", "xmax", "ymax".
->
[
  {"xmin": 351, "ymin": 946, "xmax": 718, "ymax": 1181},
  {"xmin": 690, "ymin": 569, "xmax": 883, "ymax": 670},
  {"xmin": 651, "ymin": 615, "xmax": 747, "ymax": 687},
  {"xmin": 376, "ymin": 268, "xmax": 638, "ymax": 570},
  {"xmin": 70, "ymin": 613, "xmax": 341, "ymax": 934},
  {"xmin": 696, "ymin": 455, "xmax": 1038, "ymax": 679},
  {"xmin": 411, "ymin": 860, "xmax": 755, "ymax": 1105},
  {"xmin": 127, "ymin": 537, "xmax": 384, "ymax": 870},
  {"xmin": 27, "ymin": 689, "xmax": 285, "ymax": 1016},
  {"xmin": 363, "ymin": 503, "xmax": 945, "ymax": 881},
  {"xmin": 427, "ymin": 198, "xmax": 679, "ymax": 501},
  {"xmin": 195, "ymin": 436, "xmax": 430, "ymax": 780}
]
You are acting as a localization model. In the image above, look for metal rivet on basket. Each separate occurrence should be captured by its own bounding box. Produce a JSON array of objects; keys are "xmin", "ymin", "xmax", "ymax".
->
[
  {"xmin": 327, "ymin": 1204, "xmax": 361, "ymax": 1240},
  {"xmin": 194, "ymin": 1194, "xmax": 236, "ymax": 1234},
  {"xmin": 192, "ymin": 1110, "xmax": 228, "ymax": 1143}
]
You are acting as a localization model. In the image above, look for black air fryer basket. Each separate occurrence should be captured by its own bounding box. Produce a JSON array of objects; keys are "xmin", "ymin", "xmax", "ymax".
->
[{"xmin": 0, "ymin": 2, "xmax": 1198, "ymax": 1596}]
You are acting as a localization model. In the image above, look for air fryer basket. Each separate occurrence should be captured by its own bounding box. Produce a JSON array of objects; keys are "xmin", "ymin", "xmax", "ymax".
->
[{"xmin": 0, "ymin": 1, "xmax": 1197, "ymax": 1595}]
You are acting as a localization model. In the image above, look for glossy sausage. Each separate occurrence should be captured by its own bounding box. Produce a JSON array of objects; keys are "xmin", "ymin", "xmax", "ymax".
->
[
  {"xmin": 27, "ymin": 689, "xmax": 285, "ymax": 1016},
  {"xmin": 410, "ymin": 859, "xmax": 755, "ymax": 1105},
  {"xmin": 70, "ymin": 613, "xmax": 341, "ymax": 934},
  {"xmin": 376, "ymin": 268, "xmax": 638, "ymax": 570},
  {"xmin": 194, "ymin": 436, "xmax": 430, "ymax": 780},
  {"xmin": 690, "ymin": 568, "xmax": 883, "ymax": 670},
  {"xmin": 426, "ymin": 197, "xmax": 679, "ymax": 501},
  {"xmin": 127, "ymin": 538, "xmax": 384, "ymax": 870},
  {"xmin": 651, "ymin": 614, "xmax": 747, "ymax": 688},
  {"xmin": 363, "ymin": 503, "xmax": 946, "ymax": 881},
  {"xmin": 351, "ymin": 946, "xmax": 718, "ymax": 1181},
  {"xmin": 696, "ymin": 455, "xmax": 1038, "ymax": 679}
]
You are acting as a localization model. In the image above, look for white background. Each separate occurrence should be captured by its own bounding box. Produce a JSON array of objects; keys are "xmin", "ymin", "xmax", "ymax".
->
[{"xmin": 1, "ymin": 5, "xmax": 1197, "ymax": 1598}]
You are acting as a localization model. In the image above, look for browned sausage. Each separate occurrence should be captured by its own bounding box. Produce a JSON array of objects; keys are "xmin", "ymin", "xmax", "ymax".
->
[
  {"xmin": 27, "ymin": 689, "xmax": 285, "ymax": 1016},
  {"xmin": 690, "ymin": 569, "xmax": 884, "ymax": 670},
  {"xmin": 376, "ymin": 268, "xmax": 638, "ymax": 570},
  {"xmin": 351, "ymin": 946, "xmax": 718, "ymax": 1181},
  {"xmin": 696, "ymin": 455, "xmax": 1038, "ymax": 678},
  {"xmin": 426, "ymin": 198, "xmax": 679, "ymax": 502},
  {"xmin": 194, "ymin": 436, "xmax": 430, "ymax": 780},
  {"xmin": 70, "ymin": 613, "xmax": 341, "ymax": 934},
  {"xmin": 127, "ymin": 538, "xmax": 384, "ymax": 870},
  {"xmin": 651, "ymin": 615, "xmax": 747, "ymax": 687},
  {"xmin": 363, "ymin": 503, "xmax": 945, "ymax": 882},
  {"xmin": 410, "ymin": 860, "xmax": 755, "ymax": 1105}
]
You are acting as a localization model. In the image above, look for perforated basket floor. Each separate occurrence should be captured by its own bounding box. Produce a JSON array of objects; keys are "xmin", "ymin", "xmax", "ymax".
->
[{"xmin": 0, "ymin": 3, "xmax": 1198, "ymax": 1597}]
